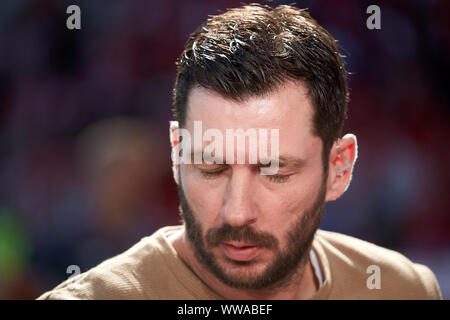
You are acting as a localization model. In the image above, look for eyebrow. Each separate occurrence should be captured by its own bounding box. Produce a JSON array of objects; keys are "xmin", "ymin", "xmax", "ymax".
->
[
  {"xmin": 186, "ymin": 151, "xmax": 306, "ymax": 169},
  {"xmin": 260, "ymin": 154, "xmax": 307, "ymax": 169}
]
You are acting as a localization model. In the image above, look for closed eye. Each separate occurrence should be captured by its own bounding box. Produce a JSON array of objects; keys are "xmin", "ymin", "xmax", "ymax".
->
[
  {"xmin": 267, "ymin": 174, "xmax": 291, "ymax": 183},
  {"xmin": 198, "ymin": 165, "xmax": 292, "ymax": 183},
  {"xmin": 199, "ymin": 167, "xmax": 228, "ymax": 179}
]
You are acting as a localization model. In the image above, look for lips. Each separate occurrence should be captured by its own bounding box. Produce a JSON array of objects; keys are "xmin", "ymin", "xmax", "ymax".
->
[{"xmin": 222, "ymin": 242, "xmax": 262, "ymax": 261}]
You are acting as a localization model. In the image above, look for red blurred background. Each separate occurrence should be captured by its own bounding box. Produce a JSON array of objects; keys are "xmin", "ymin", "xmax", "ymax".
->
[{"xmin": 0, "ymin": 0, "xmax": 449, "ymax": 299}]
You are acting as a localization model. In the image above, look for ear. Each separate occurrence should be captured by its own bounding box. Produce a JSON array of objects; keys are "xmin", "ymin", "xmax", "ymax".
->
[
  {"xmin": 169, "ymin": 121, "xmax": 180, "ymax": 185},
  {"xmin": 325, "ymin": 133, "xmax": 358, "ymax": 201}
]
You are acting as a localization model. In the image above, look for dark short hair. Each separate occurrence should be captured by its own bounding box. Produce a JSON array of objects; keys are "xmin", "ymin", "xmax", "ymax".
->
[{"xmin": 172, "ymin": 3, "xmax": 349, "ymax": 172}]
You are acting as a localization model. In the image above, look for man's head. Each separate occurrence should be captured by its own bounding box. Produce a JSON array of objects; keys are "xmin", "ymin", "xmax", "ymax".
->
[
  {"xmin": 173, "ymin": 4, "xmax": 349, "ymax": 170},
  {"xmin": 169, "ymin": 4, "xmax": 357, "ymax": 291}
]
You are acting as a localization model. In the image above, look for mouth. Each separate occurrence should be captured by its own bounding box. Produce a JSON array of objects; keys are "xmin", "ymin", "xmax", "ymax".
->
[{"xmin": 222, "ymin": 242, "xmax": 263, "ymax": 262}]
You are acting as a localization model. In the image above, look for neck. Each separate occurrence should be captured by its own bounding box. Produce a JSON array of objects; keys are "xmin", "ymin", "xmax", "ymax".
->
[{"xmin": 168, "ymin": 227, "xmax": 318, "ymax": 300}]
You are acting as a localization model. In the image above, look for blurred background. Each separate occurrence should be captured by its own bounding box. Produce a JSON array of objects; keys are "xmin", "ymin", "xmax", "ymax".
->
[{"xmin": 0, "ymin": 0, "xmax": 449, "ymax": 299}]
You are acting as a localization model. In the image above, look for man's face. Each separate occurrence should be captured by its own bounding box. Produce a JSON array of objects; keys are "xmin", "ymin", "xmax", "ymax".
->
[{"xmin": 178, "ymin": 81, "xmax": 328, "ymax": 290}]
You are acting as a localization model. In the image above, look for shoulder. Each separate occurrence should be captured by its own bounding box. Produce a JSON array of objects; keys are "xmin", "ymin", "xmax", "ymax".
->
[
  {"xmin": 314, "ymin": 229, "xmax": 442, "ymax": 299},
  {"xmin": 37, "ymin": 227, "xmax": 175, "ymax": 300}
]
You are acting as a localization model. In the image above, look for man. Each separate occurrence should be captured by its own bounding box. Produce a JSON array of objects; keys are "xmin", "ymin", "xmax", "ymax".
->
[{"xmin": 38, "ymin": 4, "xmax": 442, "ymax": 300}]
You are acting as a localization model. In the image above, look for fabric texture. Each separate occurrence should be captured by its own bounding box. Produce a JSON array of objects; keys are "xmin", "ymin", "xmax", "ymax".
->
[{"xmin": 37, "ymin": 225, "xmax": 442, "ymax": 300}]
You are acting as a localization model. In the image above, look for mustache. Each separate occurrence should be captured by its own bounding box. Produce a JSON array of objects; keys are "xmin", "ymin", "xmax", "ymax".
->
[{"xmin": 205, "ymin": 223, "xmax": 278, "ymax": 250}]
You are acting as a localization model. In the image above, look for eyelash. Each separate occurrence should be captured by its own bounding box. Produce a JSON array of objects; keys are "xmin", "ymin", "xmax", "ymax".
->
[
  {"xmin": 200, "ymin": 169, "xmax": 226, "ymax": 179},
  {"xmin": 267, "ymin": 174, "xmax": 291, "ymax": 183},
  {"xmin": 199, "ymin": 169, "xmax": 291, "ymax": 183}
]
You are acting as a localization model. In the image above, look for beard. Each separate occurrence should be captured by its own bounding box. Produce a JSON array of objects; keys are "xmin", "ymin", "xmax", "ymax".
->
[{"xmin": 177, "ymin": 172, "xmax": 327, "ymax": 291}]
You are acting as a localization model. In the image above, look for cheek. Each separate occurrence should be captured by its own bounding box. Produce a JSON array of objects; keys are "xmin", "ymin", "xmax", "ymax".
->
[
  {"xmin": 181, "ymin": 166, "xmax": 224, "ymax": 226},
  {"xmin": 258, "ymin": 191, "xmax": 304, "ymax": 231},
  {"xmin": 287, "ymin": 178, "xmax": 321, "ymax": 210},
  {"xmin": 258, "ymin": 173, "xmax": 322, "ymax": 231}
]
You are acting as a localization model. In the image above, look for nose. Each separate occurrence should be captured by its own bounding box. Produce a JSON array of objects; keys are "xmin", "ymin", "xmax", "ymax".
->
[{"xmin": 221, "ymin": 167, "xmax": 257, "ymax": 227}]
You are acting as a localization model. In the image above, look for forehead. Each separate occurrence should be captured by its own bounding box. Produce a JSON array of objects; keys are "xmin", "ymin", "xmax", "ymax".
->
[
  {"xmin": 185, "ymin": 81, "xmax": 318, "ymax": 146},
  {"xmin": 184, "ymin": 81, "xmax": 323, "ymax": 164}
]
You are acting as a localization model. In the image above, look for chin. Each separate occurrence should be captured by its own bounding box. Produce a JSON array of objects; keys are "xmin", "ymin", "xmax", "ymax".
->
[{"xmin": 214, "ymin": 254, "xmax": 274, "ymax": 287}]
